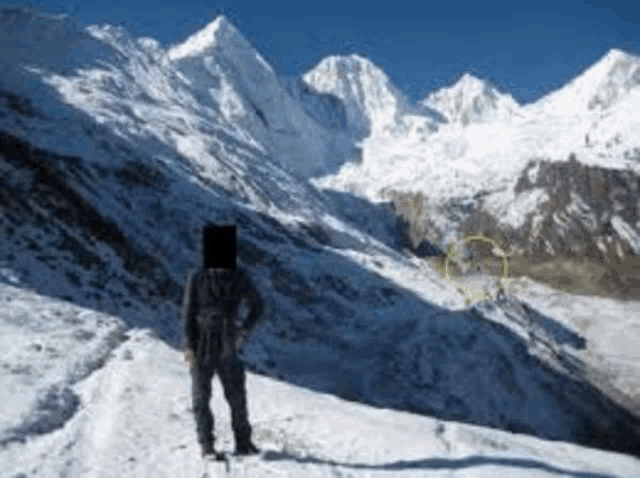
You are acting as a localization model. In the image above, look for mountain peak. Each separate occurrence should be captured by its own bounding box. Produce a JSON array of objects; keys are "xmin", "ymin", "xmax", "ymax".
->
[
  {"xmin": 167, "ymin": 14, "xmax": 249, "ymax": 61},
  {"xmin": 211, "ymin": 14, "xmax": 230, "ymax": 28},
  {"xmin": 529, "ymin": 48, "xmax": 640, "ymax": 114},
  {"xmin": 602, "ymin": 47, "xmax": 633, "ymax": 63},
  {"xmin": 586, "ymin": 48, "xmax": 640, "ymax": 110},
  {"xmin": 332, "ymin": 53, "xmax": 368, "ymax": 63},
  {"xmin": 451, "ymin": 73, "xmax": 495, "ymax": 95},
  {"xmin": 422, "ymin": 72, "xmax": 520, "ymax": 125},
  {"xmin": 457, "ymin": 72, "xmax": 485, "ymax": 85},
  {"xmin": 585, "ymin": 47, "xmax": 639, "ymax": 81},
  {"xmin": 302, "ymin": 54, "xmax": 415, "ymax": 138},
  {"xmin": 313, "ymin": 54, "xmax": 382, "ymax": 76}
]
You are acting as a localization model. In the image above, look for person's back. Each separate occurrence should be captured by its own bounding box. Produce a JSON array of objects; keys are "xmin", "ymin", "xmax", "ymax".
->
[
  {"xmin": 182, "ymin": 223, "xmax": 264, "ymax": 459},
  {"xmin": 184, "ymin": 265, "xmax": 264, "ymax": 363}
]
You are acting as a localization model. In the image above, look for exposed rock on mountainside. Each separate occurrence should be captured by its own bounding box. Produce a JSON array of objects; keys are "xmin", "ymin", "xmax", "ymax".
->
[
  {"xmin": 386, "ymin": 153, "xmax": 640, "ymax": 299},
  {"xmin": 507, "ymin": 157, "xmax": 636, "ymax": 251},
  {"xmin": 431, "ymin": 154, "xmax": 639, "ymax": 298}
]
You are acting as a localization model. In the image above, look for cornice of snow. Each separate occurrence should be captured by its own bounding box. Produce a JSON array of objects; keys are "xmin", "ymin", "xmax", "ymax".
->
[
  {"xmin": 421, "ymin": 73, "xmax": 522, "ymax": 126},
  {"xmin": 526, "ymin": 48, "xmax": 640, "ymax": 115}
]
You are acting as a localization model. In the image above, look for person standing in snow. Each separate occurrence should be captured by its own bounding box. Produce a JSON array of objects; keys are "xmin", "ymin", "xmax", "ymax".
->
[{"xmin": 182, "ymin": 222, "xmax": 265, "ymax": 459}]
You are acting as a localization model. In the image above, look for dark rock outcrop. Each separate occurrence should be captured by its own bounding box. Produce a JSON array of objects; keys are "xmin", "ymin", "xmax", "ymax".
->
[{"xmin": 505, "ymin": 156, "xmax": 640, "ymax": 297}]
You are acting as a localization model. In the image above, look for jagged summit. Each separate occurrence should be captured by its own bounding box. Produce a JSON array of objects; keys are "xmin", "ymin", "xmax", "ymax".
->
[
  {"xmin": 167, "ymin": 15, "xmax": 249, "ymax": 61},
  {"xmin": 421, "ymin": 72, "xmax": 521, "ymax": 126}
]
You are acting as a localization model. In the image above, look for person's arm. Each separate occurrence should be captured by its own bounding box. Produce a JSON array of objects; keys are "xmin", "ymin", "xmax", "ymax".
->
[
  {"xmin": 236, "ymin": 268, "xmax": 265, "ymax": 340},
  {"xmin": 182, "ymin": 270, "xmax": 199, "ymax": 352},
  {"xmin": 243, "ymin": 281, "xmax": 265, "ymax": 334}
]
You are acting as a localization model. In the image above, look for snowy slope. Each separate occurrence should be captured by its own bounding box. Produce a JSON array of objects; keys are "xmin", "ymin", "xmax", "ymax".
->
[
  {"xmin": 1, "ymin": 6, "xmax": 640, "ymax": 477},
  {"xmin": 421, "ymin": 73, "xmax": 523, "ymax": 126},
  {"xmin": 2, "ymin": 309, "xmax": 640, "ymax": 478},
  {"xmin": 166, "ymin": 16, "xmax": 354, "ymax": 179}
]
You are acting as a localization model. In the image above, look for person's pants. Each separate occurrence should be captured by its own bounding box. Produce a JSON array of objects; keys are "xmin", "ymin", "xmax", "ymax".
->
[{"xmin": 190, "ymin": 354, "xmax": 252, "ymax": 448}]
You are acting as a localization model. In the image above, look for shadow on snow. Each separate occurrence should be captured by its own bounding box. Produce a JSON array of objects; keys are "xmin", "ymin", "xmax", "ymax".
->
[{"xmin": 262, "ymin": 449, "xmax": 619, "ymax": 478}]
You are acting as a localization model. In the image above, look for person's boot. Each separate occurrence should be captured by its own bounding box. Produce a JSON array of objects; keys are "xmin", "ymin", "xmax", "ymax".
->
[
  {"xmin": 201, "ymin": 441, "xmax": 225, "ymax": 461},
  {"xmin": 235, "ymin": 436, "xmax": 260, "ymax": 456}
]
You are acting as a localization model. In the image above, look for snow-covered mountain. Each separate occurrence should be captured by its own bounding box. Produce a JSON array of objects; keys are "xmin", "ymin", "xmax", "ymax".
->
[
  {"xmin": 302, "ymin": 54, "xmax": 443, "ymax": 141},
  {"xmin": 315, "ymin": 48, "xmax": 640, "ymax": 295},
  {"xmin": 421, "ymin": 73, "xmax": 523, "ymax": 126},
  {"xmin": 166, "ymin": 16, "xmax": 354, "ymax": 178},
  {"xmin": 1, "ymin": 6, "xmax": 640, "ymax": 476},
  {"xmin": 525, "ymin": 48, "xmax": 640, "ymax": 116}
]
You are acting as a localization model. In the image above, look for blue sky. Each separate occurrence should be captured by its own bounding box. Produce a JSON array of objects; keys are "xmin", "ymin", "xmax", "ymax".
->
[{"xmin": 22, "ymin": 0, "xmax": 640, "ymax": 104}]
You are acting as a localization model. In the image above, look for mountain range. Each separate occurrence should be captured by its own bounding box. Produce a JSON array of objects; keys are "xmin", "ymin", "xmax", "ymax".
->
[{"xmin": 1, "ymin": 6, "xmax": 639, "ymax": 476}]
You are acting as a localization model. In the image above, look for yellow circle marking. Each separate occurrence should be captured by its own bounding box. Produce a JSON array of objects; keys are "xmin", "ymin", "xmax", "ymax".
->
[{"xmin": 444, "ymin": 235, "xmax": 510, "ymax": 304}]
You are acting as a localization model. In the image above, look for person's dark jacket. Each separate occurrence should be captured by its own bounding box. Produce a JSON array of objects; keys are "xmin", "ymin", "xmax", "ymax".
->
[{"xmin": 182, "ymin": 265, "xmax": 265, "ymax": 361}]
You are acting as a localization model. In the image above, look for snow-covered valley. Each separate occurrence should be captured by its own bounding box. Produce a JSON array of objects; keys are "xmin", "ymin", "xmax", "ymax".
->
[{"xmin": 1, "ymin": 5, "xmax": 639, "ymax": 477}]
